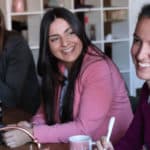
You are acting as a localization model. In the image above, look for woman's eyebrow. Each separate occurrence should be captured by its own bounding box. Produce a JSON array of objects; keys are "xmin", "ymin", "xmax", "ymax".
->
[
  {"xmin": 49, "ymin": 34, "xmax": 59, "ymax": 38},
  {"xmin": 64, "ymin": 27, "xmax": 72, "ymax": 33}
]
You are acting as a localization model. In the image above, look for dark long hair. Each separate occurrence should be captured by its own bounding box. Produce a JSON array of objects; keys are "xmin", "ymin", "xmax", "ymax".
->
[
  {"xmin": 138, "ymin": 4, "xmax": 150, "ymax": 20},
  {"xmin": 37, "ymin": 7, "xmax": 103, "ymax": 125},
  {"xmin": 0, "ymin": 9, "xmax": 6, "ymax": 54}
]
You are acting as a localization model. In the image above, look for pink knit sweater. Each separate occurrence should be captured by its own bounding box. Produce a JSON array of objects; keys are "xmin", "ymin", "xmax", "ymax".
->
[{"xmin": 31, "ymin": 48, "xmax": 133, "ymax": 144}]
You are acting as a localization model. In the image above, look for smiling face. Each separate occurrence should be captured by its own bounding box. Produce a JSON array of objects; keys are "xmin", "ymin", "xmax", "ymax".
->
[
  {"xmin": 131, "ymin": 17, "xmax": 150, "ymax": 83},
  {"xmin": 48, "ymin": 18, "xmax": 83, "ymax": 69}
]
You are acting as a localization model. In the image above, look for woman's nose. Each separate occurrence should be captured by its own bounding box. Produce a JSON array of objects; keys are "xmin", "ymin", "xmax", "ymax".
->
[{"xmin": 61, "ymin": 37, "xmax": 68, "ymax": 46}]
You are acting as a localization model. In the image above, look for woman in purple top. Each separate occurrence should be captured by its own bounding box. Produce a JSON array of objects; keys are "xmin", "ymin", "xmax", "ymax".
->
[{"xmin": 97, "ymin": 4, "xmax": 150, "ymax": 150}]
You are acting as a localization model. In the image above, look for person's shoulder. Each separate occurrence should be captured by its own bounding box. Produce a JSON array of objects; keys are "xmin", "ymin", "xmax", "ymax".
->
[
  {"xmin": 4, "ymin": 31, "xmax": 32, "ymax": 57},
  {"xmin": 83, "ymin": 47, "xmax": 103, "ymax": 64},
  {"xmin": 6, "ymin": 30, "xmax": 24, "ymax": 42},
  {"xmin": 80, "ymin": 47, "xmax": 112, "ymax": 76},
  {"xmin": 5, "ymin": 30, "xmax": 28, "ymax": 50},
  {"xmin": 83, "ymin": 47, "xmax": 114, "ymax": 69}
]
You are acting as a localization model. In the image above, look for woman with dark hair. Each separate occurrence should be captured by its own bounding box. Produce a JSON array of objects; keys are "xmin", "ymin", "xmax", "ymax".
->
[
  {"xmin": 0, "ymin": 9, "xmax": 40, "ymax": 114},
  {"xmin": 3, "ymin": 7, "xmax": 133, "ymax": 148},
  {"xmin": 96, "ymin": 4, "xmax": 150, "ymax": 150}
]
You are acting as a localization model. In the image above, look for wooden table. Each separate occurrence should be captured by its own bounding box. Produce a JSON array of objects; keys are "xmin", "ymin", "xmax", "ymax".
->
[
  {"xmin": 0, "ymin": 108, "xmax": 69, "ymax": 150},
  {"xmin": 0, "ymin": 143, "xmax": 69, "ymax": 150}
]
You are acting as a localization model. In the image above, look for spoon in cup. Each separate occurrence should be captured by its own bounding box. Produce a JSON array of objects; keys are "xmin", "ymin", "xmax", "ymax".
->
[
  {"xmin": 106, "ymin": 116, "xmax": 115, "ymax": 142},
  {"xmin": 103, "ymin": 116, "xmax": 115, "ymax": 150}
]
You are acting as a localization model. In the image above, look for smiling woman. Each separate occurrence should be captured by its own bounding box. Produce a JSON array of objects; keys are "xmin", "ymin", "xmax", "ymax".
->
[
  {"xmin": 96, "ymin": 4, "xmax": 150, "ymax": 150},
  {"xmin": 131, "ymin": 15, "xmax": 150, "ymax": 81},
  {"xmin": 3, "ymin": 7, "xmax": 133, "ymax": 148},
  {"xmin": 48, "ymin": 18, "xmax": 83, "ymax": 69}
]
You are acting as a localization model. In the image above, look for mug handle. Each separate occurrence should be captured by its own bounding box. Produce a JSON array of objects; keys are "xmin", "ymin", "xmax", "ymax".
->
[
  {"xmin": 91, "ymin": 141, "xmax": 97, "ymax": 149},
  {"xmin": 0, "ymin": 126, "xmax": 41, "ymax": 149}
]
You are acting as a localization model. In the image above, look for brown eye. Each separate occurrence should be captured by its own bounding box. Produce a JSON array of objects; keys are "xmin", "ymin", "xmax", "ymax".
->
[
  {"xmin": 133, "ymin": 36, "xmax": 142, "ymax": 47},
  {"xmin": 50, "ymin": 37, "xmax": 58, "ymax": 42},
  {"xmin": 133, "ymin": 37, "xmax": 140, "ymax": 43},
  {"xmin": 66, "ymin": 31, "xmax": 75, "ymax": 39},
  {"xmin": 69, "ymin": 30, "xmax": 75, "ymax": 35}
]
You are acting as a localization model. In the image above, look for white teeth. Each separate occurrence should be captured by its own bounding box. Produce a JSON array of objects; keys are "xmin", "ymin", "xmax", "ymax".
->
[
  {"xmin": 63, "ymin": 47, "xmax": 73, "ymax": 53},
  {"xmin": 139, "ymin": 62, "xmax": 150, "ymax": 67}
]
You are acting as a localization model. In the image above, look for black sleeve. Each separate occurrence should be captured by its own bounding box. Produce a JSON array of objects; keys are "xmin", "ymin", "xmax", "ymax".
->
[{"xmin": 0, "ymin": 33, "xmax": 40, "ymax": 114}]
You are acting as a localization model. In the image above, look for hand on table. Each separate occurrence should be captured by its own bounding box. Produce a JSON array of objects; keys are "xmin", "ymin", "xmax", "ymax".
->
[
  {"xmin": 3, "ymin": 121, "xmax": 33, "ymax": 148},
  {"xmin": 17, "ymin": 120, "xmax": 32, "ymax": 128}
]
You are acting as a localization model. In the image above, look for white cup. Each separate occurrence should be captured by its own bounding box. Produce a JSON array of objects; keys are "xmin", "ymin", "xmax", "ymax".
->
[{"xmin": 69, "ymin": 135, "xmax": 96, "ymax": 150}]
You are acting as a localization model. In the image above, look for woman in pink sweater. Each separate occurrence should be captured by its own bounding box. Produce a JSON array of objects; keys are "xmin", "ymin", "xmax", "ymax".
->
[{"xmin": 3, "ymin": 7, "xmax": 133, "ymax": 148}]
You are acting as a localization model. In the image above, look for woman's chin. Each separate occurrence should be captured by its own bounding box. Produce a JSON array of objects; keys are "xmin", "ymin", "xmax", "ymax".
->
[{"xmin": 136, "ymin": 71, "xmax": 150, "ymax": 81}]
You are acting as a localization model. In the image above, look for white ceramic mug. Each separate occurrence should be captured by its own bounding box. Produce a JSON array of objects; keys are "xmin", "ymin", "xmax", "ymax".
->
[{"xmin": 69, "ymin": 135, "xmax": 96, "ymax": 150}]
